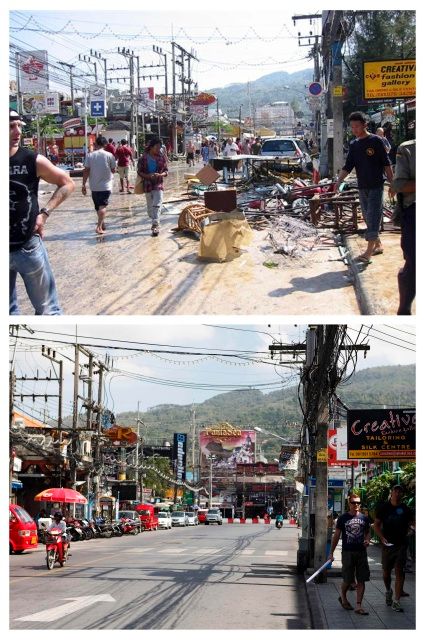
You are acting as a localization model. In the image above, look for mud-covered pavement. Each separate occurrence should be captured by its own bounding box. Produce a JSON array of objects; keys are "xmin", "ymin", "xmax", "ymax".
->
[{"xmin": 16, "ymin": 161, "xmax": 387, "ymax": 315}]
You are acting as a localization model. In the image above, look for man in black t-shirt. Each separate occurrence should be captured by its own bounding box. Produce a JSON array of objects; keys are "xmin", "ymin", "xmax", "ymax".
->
[
  {"xmin": 336, "ymin": 111, "xmax": 393, "ymax": 264},
  {"xmin": 328, "ymin": 494, "xmax": 371, "ymax": 615},
  {"xmin": 9, "ymin": 109, "xmax": 74, "ymax": 314},
  {"xmin": 374, "ymin": 485, "xmax": 415, "ymax": 612}
]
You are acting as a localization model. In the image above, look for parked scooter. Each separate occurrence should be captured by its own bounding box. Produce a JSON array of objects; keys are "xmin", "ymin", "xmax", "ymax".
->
[
  {"xmin": 120, "ymin": 517, "xmax": 140, "ymax": 535},
  {"xmin": 45, "ymin": 527, "xmax": 69, "ymax": 569}
]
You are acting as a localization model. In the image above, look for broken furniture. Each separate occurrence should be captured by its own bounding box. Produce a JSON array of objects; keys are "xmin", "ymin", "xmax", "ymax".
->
[
  {"xmin": 204, "ymin": 189, "xmax": 237, "ymax": 213},
  {"xmin": 309, "ymin": 191, "xmax": 361, "ymax": 231}
]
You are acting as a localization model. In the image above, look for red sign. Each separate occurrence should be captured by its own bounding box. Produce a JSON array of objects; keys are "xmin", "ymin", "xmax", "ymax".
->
[{"xmin": 328, "ymin": 428, "xmax": 355, "ymax": 466}]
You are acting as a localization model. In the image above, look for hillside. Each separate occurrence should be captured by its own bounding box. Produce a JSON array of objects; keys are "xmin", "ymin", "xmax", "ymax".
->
[
  {"xmin": 116, "ymin": 364, "xmax": 415, "ymax": 449},
  {"xmin": 205, "ymin": 68, "xmax": 314, "ymax": 118}
]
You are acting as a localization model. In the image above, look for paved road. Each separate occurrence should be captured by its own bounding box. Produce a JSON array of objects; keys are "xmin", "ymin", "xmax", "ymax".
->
[{"xmin": 10, "ymin": 523, "xmax": 309, "ymax": 630}]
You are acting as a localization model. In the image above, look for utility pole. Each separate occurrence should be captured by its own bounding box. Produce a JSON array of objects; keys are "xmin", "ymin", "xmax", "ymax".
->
[
  {"xmin": 41, "ymin": 346, "xmax": 64, "ymax": 486},
  {"xmin": 59, "ymin": 62, "xmax": 75, "ymax": 116}
]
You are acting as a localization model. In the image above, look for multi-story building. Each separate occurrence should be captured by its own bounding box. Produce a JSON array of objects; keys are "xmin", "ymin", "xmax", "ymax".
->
[{"xmin": 256, "ymin": 101, "xmax": 296, "ymax": 136}]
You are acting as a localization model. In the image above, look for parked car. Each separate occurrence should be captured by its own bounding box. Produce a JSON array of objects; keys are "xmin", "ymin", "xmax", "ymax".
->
[
  {"xmin": 157, "ymin": 511, "xmax": 172, "ymax": 530},
  {"xmin": 205, "ymin": 508, "xmax": 223, "ymax": 525},
  {"xmin": 185, "ymin": 512, "xmax": 198, "ymax": 526},
  {"xmin": 9, "ymin": 503, "xmax": 38, "ymax": 554},
  {"xmin": 260, "ymin": 137, "xmax": 312, "ymax": 171},
  {"xmin": 171, "ymin": 511, "xmax": 188, "ymax": 527}
]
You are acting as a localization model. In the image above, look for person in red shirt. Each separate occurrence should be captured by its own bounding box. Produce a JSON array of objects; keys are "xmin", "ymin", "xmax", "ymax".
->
[
  {"xmin": 115, "ymin": 138, "xmax": 134, "ymax": 193},
  {"xmin": 104, "ymin": 138, "xmax": 116, "ymax": 155}
]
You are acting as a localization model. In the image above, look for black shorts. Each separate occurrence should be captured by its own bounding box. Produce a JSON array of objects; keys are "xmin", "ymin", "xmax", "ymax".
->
[
  {"xmin": 92, "ymin": 190, "xmax": 111, "ymax": 210},
  {"xmin": 341, "ymin": 549, "xmax": 370, "ymax": 584},
  {"xmin": 381, "ymin": 544, "xmax": 408, "ymax": 572}
]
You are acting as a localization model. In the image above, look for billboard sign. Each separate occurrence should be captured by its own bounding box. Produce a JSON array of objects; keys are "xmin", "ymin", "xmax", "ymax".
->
[
  {"xmin": 18, "ymin": 50, "xmax": 49, "ymax": 92},
  {"xmin": 21, "ymin": 92, "xmax": 60, "ymax": 116},
  {"xmin": 173, "ymin": 433, "xmax": 187, "ymax": 482},
  {"xmin": 347, "ymin": 408, "xmax": 415, "ymax": 460},
  {"xmin": 278, "ymin": 445, "xmax": 299, "ymax": 471},
  {"xmin": 363, "ymin": 59, "xmax": 416, "ymax": 100},
  {"xmin": 199, "ymin": 425, "xmax": 255, "ymax": 470},
  {"xmin": 138, "ymin": 87, "xmax": 155, "ymax": 112}
]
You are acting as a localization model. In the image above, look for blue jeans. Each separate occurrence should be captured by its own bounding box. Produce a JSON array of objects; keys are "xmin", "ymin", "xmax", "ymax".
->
[
  {"xmin": 9, "ymin": 235, "xmax": 62, "ymax": 315},
  {"xmin": 145, "ymin": 190, "xmax": 163, "ymax": 226},
  {"xmin": 358, "ymin": 186, "xmax": 384, "ymax": 241}
]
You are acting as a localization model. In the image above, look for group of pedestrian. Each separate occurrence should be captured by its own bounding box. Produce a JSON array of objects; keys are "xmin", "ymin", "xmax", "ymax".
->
[
  {"xmin": 329, "ymin": 484, "xmax": 414, "ymax": 616},
  {"xmin": 9, "ymin": 106, "xmax": 415, "ymax": 316}
]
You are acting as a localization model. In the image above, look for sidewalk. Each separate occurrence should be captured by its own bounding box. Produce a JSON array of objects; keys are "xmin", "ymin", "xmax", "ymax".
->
[{"xmin": 305, "ymin": 542, "xmax": 416, "ymax": 629}]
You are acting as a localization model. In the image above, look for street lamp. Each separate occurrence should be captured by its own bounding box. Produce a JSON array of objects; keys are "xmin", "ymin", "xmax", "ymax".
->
[{"xmin": 254, "ymin": 426, "xmax": 298, "ymax": 444}]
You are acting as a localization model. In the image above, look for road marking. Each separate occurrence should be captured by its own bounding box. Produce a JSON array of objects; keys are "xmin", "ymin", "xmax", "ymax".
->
[
  {"xmin": 15, "ymin": 594, "xmax": 115, "ymax": 623},
  {"xmin": 122, "ymin": 548, "xmax": 155, "ymax": 553},
  {"xmin": 193, "ymin": 548, "xmax": 222, "ymax": 554},
  {"xmin": 158, "ymin": 548, "xmax": 188, "ymax": 553},
  {"xmin": 240, "ymin": 549, "xmax": 255, "ymax": 555},
  {"xmin": 265, "ymin": 550, "xmax": 289, "ymax": 556}
]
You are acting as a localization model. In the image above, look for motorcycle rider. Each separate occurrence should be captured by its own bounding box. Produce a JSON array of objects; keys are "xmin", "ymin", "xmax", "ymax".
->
[
  {"xmin": 47, "ymin": 511, "xmax": 68, "ymax": 563},
  {"xmin": 275, "ymin": 513, "xmax": 284, "ymax": 528}
]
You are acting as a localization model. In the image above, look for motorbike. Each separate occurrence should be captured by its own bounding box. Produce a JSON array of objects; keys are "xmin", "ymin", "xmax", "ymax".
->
[
  {"xmin": 66, "ymin": 518, "xmax": 85, "ymax": 541},
  {"xmin": 110, "ymin": 521, "xmax": 124, "ymax": 537},
  {"xmin": 120, "ymin": 517, "xmax": 140, "ymax": 535},
  {"xmin": 275, "ymin": 519, "xmax": 283, "ymax": 529},
  {"xmin": 45, "ymin": 527, "xmax": 69, "ymax": 569}
]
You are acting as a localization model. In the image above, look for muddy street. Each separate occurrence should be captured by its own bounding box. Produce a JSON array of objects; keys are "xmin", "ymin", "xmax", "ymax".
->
[{"xmin": 16, "ymin": 162, "xmax": 362, "ymax": 315}]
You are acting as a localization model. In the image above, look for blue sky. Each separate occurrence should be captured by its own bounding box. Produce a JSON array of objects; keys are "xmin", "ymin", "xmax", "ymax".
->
[
  {"xmin": 9, "ymin": 7, "xmax": 315, "ymax": 95},
  {"xmin": 10, "ymin": 323, "xmax": 415, "ymax": 420}
]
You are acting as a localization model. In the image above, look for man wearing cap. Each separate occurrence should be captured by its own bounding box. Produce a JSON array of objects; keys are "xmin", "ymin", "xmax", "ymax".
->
[
  {"xmin": 9, "ymin": 109, "xmax": 75, "ymax": 315},
  {"xmin": 374, "ymin": 485, "xmax": 415, "ymax": 612},
  {"xmin": 136, "ymin": 137, "xmax": 168, "ymax": 236}
]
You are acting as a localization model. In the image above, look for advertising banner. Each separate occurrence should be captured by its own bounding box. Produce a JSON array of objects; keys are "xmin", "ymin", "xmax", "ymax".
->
[
  {"xmin": 278, "ymin": 445, "xmax": 299, "ymax": 471},
  {"xmin": 21, "ymin": 92, "xmax": 60, "ymax": 116},
  {"xmin": 199, "ymin": 425, "xmax": 255, "ymax": 470},
  {"xmin": 347, "ymin": 408, "xmax": 415, "ymax": 460},
  {"xmin": 138, "ymin": 87, "xmax": 155, "ymax": 112},
  {"xmin": 173, "ymin": 433, "xmax": 187, "ymax": 482},
  {"xmin": 18, "ymin": 50, "xmax": 49, "ymax": 93},
  {"xmin": 328, "ymin": 428, "xmax": 353, "ymax": 466},
  {"xmin": 363, "ymin": 59, "xmax": 416, "ymax": 100}
]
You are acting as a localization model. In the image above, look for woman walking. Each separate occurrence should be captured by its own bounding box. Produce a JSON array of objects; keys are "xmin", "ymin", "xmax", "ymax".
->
[{"xmin": 137, "ymin": 137, "xmax": 168, "ymax": 237}]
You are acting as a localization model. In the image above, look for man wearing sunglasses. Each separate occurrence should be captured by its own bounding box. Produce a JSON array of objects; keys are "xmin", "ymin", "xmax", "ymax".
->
[{"xmin": 328, "ymin": 494, "xmax": 371, "ymax": 615}]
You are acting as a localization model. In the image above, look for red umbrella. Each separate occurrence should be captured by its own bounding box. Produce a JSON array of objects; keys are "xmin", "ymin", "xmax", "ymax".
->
[{"xmin": 34, "ymin": 487, "xmax": 87, "ymax": 504}]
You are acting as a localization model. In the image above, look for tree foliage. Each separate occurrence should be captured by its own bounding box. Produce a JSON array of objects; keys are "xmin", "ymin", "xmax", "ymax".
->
[{"xmin": 343, "ymin": 11, "xmax": 416, "ymax": 115}]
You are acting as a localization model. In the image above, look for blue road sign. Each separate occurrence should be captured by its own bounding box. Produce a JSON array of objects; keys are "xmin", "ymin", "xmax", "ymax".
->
[
  {"xmin": 90, "ymin": 100, "xmax": 105, "ymax": 117},
  {"xmin": 308, "ymin": 82, "xmax": 323, "ymax": 97}
]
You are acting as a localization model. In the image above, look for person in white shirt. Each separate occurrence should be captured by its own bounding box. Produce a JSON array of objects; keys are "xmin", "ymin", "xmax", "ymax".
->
[{"xmin": 223, "ymin": 137, "xmax": 239, "ymax": 181}]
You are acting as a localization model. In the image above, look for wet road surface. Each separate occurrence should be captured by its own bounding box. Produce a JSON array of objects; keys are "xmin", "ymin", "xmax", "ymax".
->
[{"xmin": 16, "ymin": 161, "xmax": 360, "ymax": 315}]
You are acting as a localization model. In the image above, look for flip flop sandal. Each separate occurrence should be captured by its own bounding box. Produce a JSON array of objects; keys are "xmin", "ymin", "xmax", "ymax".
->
[
  {"xmin": 338, "ymin": 596, "xmax": 353, "ymax": 610},
  {"xmin": 354, "ymin": 608, "xmax": 369, "ymax": 615},
  {"xmin": 355, "ymin": 255, "xmax": 372, "ymax": 264},
  {"xmin": 372, "ymin": 248, "xmax": 384, "ymax": 256}
]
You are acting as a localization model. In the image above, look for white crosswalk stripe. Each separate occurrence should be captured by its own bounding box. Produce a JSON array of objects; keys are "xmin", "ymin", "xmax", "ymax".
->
[
  {"xmin": 265, "ymin": 550, "xmax": 289, "ymax": 556},
  {"xmin": 158, "ymin": 548, "xmax": 188, "ymax": 554},
  {"xmin": 240, "ymin": 549, "xmax": 255, "ymax": 555}
]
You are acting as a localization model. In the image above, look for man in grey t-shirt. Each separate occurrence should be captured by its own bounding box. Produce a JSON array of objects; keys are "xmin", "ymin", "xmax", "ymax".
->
[{"xmin": 82, "ymin": 135, "xmax": 116, "ymax": 234}]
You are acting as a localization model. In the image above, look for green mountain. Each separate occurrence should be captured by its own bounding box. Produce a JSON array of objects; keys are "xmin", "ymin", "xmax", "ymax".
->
[
  {"xmin": 206, "ymin": 68, "xmax": 315, "ymax": 119},
  {"xmin": 117, "ymin": 364, "xmax": 415, "ymax": 451}
]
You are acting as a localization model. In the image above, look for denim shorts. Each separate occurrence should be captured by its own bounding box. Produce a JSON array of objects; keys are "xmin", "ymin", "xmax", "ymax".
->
[
  {"xmin": 92, "ymin": 190, "xmax": 111, "ymax": 210},
  {"xmin": 358, "ymin": 186, "xmax": 384, "ymax": 241}
]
